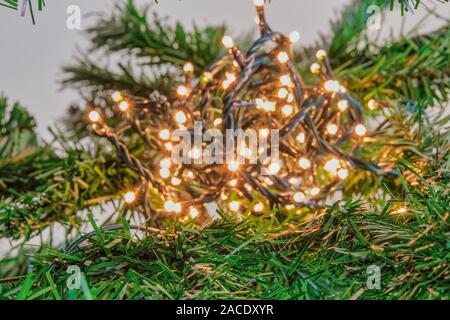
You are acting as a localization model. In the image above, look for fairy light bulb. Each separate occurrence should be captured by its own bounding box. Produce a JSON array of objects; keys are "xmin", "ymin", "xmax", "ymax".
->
[
  {"xmin": 296, "ymin": 133, "xmax": 305, "ymax": 144},
  {"xmin": 185, "ymin": 170, "xmax": 194, "ymax": 179},
  {"xmin": 175, "ymin": 111, "xmax": 187, "ymax": 125},
  {"xmin": 281, "ymin": 104, "xmax": 294, "ymax": 117},
  {"xmin": 229, "ymin": 201, "xmax": 240, "ymax": 212},
  {"xmin": 228, "ymin": 161, "xmax": 240, "ymax": 172},
  {"xmin": 338, "ymin": 100, "xmax": 349, "ymax": 111},
  {"xmin": 183, "ymin": 62, "xmax": 194, "ymax": 74},
  {"xmin": 159, "ymin": 129, "xmax": 171, "ymax": 140},
  {"xmin": 309, "ymin": 187, "xmax": 321, "ymax": 196},
  {"xmin": 171, "ymin": 177, "xmax": 181, "ymax": 186},
  {"xmin": 310, "ymin": 63, "xmax": 321, "ymax": 74},
  {"xmin": 164, "ymin": 142, "xmax": 173, "ymax": 151},
  {"xmin": 316, "ymin": 49, "xmax": 327, "ymax": 61},
  {"xmin": 280, "ymin": 74, "xmax": 293, "ymax": 87},
  {"xmin": 324, "ymin": 158, "xmax": 340, "ymax": 175},
  {"xmin": 254, "ymin": 0, "xmax": 265, "ymax": 7},
  {"xmin": 355, "ymin": 124, "xmax": 367, "ymax": 136},
  {"xmin": 298, "ymin": 157, "xmax": 311, "ymax": 170},
  {"xmin": 189, "ymin": 207, "xmax": 200, "ymax": 218},
  {"xmin": 277, "ymin": 51, "xmax": 289, "ymax": 64},
  {"xmin": 164, "ymin": 200, "xmax": 181, "ymax": 213},
  {"xmin": 177, "ymin": 85, "xmax": 190, "ymax": 98},
  {"xmin": 256, "ymin": 99, "xmax": 276, "ymax": 112},
  {"xmin": 159, "ymin": 168, "xmax": 170, "ymax": 179},
  {"xmin": 254, "ymin": 202, "xmax": 264, "ymax": 213},
  {"xmin": 367, "ymin": 99, "xmax": 377, "ymax": 110},
  {"xmin": 289, "ymin": 177, "xmax": 301, "ymax": 186},
  {"xmin": 222, "ymin": 72, "xmax": 236, "ymax": 89},
  {"xmin": 118, "ymin": 101, "xmax": 129, "ymax": 112},
  {"xmin": 160, "ymin": 158, "xmax": 171, "ymax": 168},
  {"xmin": 267, "ymin": 161, "xmax": 281, "ymax": 175},
  {"xmin": 222, "ymin": 36, "xmax": 234, "ymax": 49},
  {"xmin": 288, "ymin": 31, "xmax": 300, "ymax": 44},
  {"xmin": 189, "ymin": 147, "xmax": 202, "ymax": 160},
  {"xmin": 326, "ymin": 123, "xmax": 338, "ymax": 135},
  {"xmin": 88, "ymin": 110, "xmax": 100, "ymax": 123},
  {"xmin": 124, "ymin": 191, "xmax": 136, "ymax": 204},
  {"xmin": 111, "ymin": 91, "xmax": 123, "ymax": 102},
  {"xmin": 277, "ymin": 88, "xmax": 289, "ymax": 99},
  {"xmin": 396, "ymin": 207, "xmax": 408, "ymax": 214},
  {"xmin": 324, "ymin": 80, "xmax": 341, "ymax": 93},
  {"xmin": 337, "ymin": 168, "xmax": 349, "ymax": 180},
  {"xmin": 229, "ymin": 179, "xmax": 238, "ymax": 187},
  {"xmin": 260, "ymin": 128, "xmax": 270, "ymax": 138},
  {"xmin": 293, "ymin": 192, "xmax": 305, "ymax": 203},
  {"xmin": 213, "ymin": 118, "xmax": 222, "ymax": 127}
]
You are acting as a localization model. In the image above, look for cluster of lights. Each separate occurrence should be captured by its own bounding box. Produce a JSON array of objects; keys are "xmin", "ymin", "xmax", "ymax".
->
[{"xmin": 85, "ymin": 0, "xmax": 377, "ymax": 222}]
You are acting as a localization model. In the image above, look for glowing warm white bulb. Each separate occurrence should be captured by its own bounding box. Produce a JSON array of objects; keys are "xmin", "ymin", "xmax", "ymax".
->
[
  {"xmin": 396, "ymin": 207, "xmax": 408, "ymax": 214},
  {"xmin": 229, "ymin": 201, "xmax": 240, "ymax": 212},
  {"xmin": 229, "ymin": 179, "xmax": 238, "ymax": 187},
  {"xmin": 254, "ymin": 202, "xmax": 264, "ymax": 213},
  {"xmin": 281, "ymin": 104, "xmax": 294, "ymax": 117},
  {"xmin": 280, "ymin": 74, "xmax": 293, "ymax": 87},
  {"xmin": 324, "ymin": 158, "xmax": 341, "ymax": 175},
  {"xmin": 159, "ymin": 129, "xmax": 171, "ymax": 140},
  {"xmin": 324, "ymin": 80, "xmax": 341, "ymax": 93},
  {"xmin": 277, "ymin": 88, "xmax": 289, "ymax": 99},
  {"xmin": 159, "ymin": 168, "xmax": 170, "ymax": 179},
  {"xmin": 264, "ymin": 177, "xmax": 273, "ymax": 186},
  {"xmin": 164, "ymin": 200, "xmax": 181, "ymax": 213},
  {"xmin": 316, "ymin": 49, "xmax": 327, "ymax": 60},
  {"xmin": 124, "ymin": 191, "xmax": 136, "ymax": 204},
  {"xmin": 254, "ymin": 0, "xmax": 265, "ymax": 7},
  {"xmin": 256, "ymin": 99, "xmax": 276, "ymax": 112},
  {"xmin": 185, "ymin": 170, "xmax": 194, "ymax": 179},
  {"xmin": 177, "ymin": 85, "xmax": 190, "ymax": 98},
  {"xmin": 296, "ymin": 133, "xmax": 305, "ymax": 144},
  {"xmin": 310, "ymin": 63, "xmax": 321, "ymax": 74},
  {"xmin": 222, "ymin": 36, "xmax": 234, "ymax": 49},
  {"xmin": 367, "ymin": 99, "xmax": 377, "ymax": 110},
  {"xmin": 213, "ymin": 118, "xmax": 223, "ymax": 127},
  {"xmin": 171, "ymin": 177, "xmax": 181, "ymax": 186},
  {"xmin": 228, "ymin": 161, "xmax": 240, "ymax": 172},
  {"xmin": 260, "ymin": 128, "xmax": 270, "ymax": 138},
  {"xmin": 88, "ymin": 110, "xmax": 101, "ymax": 123},
  {"xmin": 288, "ymin": 31, "xmax": 300, "ymax": 44},
  {"xmin": 293, "ymin": 192, "xmax": 305, "ymax": 203},
  {"xmin": 183, "ymin": 62, "xmax": 194, "ymax": 74},
  {"xmin": 309, "ymin": 187, "xmax": 321, "ymax": 196},
  {"xmin": 277, "ymin": 51, "xmax": 289, "ymax": 64},
  {"xmin": 289, "ymin": 177, "xmax": 301, "ymax": 186},
  {"xmin": 118, "ymin": 101, "xmax": 129, "ymax": 112},
  {"xmin": 189, "ymin": 207, "xmax": 200, "ymax": 218},
  {"xmin": 267, "ymin": 161, "xmax": 281, "ymax": 175},
  {"xmin": 338, "ymin": 100, "xmax": 349, "ymax": 111},
  {"xmin": 337, "ymin": 168, "xmax": 349, "ymax": 180},
  {"xmin": 355, "ymin": 124, "xmax": 367, "ymax": 136},
  {"xmin": 164, "ymin": 142, "xmax": 173, "ymax": 151},
  {"xmin": 298, "ymin": 157, "xmax": 311, "ymax": 170},
  {"xmin": 326, "ymin": 123, "xmax": 338, "ymax": 135},
  {"xmin": 160, "ymin": 158, "xmax": 171, "ymax": 168},
  {"xmin": 111, "ymin": 91, "xmax": 123, "ymax": 102},
  {"xmin": 189, "ymin": 147, "xmax": 202, "ymax": 160},
  {"xmin": 222, "ymin": 73, "xmax": 236, "ymax": 89},
  {"xmin": 175, "ymin": 111, "xmax": 187, "ymax": 125}
]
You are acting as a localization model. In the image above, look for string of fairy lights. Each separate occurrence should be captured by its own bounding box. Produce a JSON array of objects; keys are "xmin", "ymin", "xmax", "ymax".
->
[{"xmin": 86, "ymin": 0, "xmax": 384, "ymax": 221}]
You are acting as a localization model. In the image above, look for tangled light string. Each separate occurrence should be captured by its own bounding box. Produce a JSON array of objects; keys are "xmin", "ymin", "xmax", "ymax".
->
[{"xmin": 86, "ymin": 0, "xmax": 385, "ymax": 221}]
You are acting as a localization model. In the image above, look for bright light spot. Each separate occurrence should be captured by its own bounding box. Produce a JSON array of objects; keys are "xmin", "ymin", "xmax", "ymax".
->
[
  {"xmin": 88, "ymin": 110, "xmax": 100, "ymax": 123},
  {"xmin": 281, "ymin": 104, "xmax": 294, "ymax": 117},
  {"xmin": 338, "ymin": 100, "xmax": 348, "ymax": 111},
  {"xmin": 222, "ymin": 73, "xmax": 236, "ymax": 90},
  {"xmin": 228, "ymin": 161, "xmax": 240, "ymax": 172},
  {"xmin": 160, "ymin": 158, "xmax": 171, "ymax": 168},
  {"xmin": 118, "ymin": 101, "xmax": 129, "ymax": 112},
  {"xmin": 229, "ymin": 201, "xmax": 240, "ymax": 212},
  {"xmin": 310, "ymin": 63, "xmax": 321, "ymax": 74},
  {"xmin": 222, "ymin": 36, "xmax": 234, "ymax": 49},
  {"xmin": 298, "ymin": 157, "xmax": 311, "ymax": 170},
  {"xmin": 254, "ymin": 0, "xmax": 265, "ymax": 7},
  {"xmin": 183, "ymin": 62, "xmax": 194, "ymax": 74},
  {"xmin": 254, "ymin": 202, "xmax": 264, "ymax": 213},
  {"xmin": 189, "ymin": 147, "xmax": 202, "ymax": 160},
  {"xmin": 337, "ymin": 168, "xmax": 349, "ymax": 180},
  {"xmin": 296, "ymin": 133, "xmax": 305, "ymax": 144},
  {"xmin": 326, "ymin": 123, "xmax": 338, "ymax": 135},
  {"xmin": 177, "ymin": 85, "xmax": 190, "ymax": 98},
  {"xmin": 175, "ymin": 111, "xmax": 187, "ymax": 125},
  {"xmin": 288, "ymin": 31, "xmax": 300, "ymax": 44},
  {"xmin": 159, "ymin": 168, "xmax": 170, "ymax": 179},
  {"xmin": 309, "ymin": 187, "xmax": 320, "ymax": 196},
  {"xmin": 164, "ymin": 142, "xmax": 173, "ymax": 151},
  {"xmin": 256, "ymin": 99, "xmax": 276, "ymax": 112},
  {"xmin": 293, "ymin": 192, "xmax": 305, "ymax": 203},
  {"xmin": 267, "ymin": 161, "xmax": 281, "ymax": 175},
  {"xmin": 124, "ymin": 191, "xmax": 136, "ymax": 204},
  {"xmin": 171, "ymin": 177, "xmax": 181, "ymax": 186},
  {"xmin": 324, "ymin": 158, "xmax": 341, "ymax": 175},
  {"xmin": 368, "ymin": 99, "xmax": 377, "ymax": 110},
  {"xmin": 189, "ymin": 207, "xmax": 200, "ymax": 218},
  {"xmin": 277, "ymin": 51, "xmax": 289, "ymax": 64},
  {"xmin": 229, "ymin": 179, "xmax": 238, "ymax": 187},
  {"xmin": 159, "ymin": 129, "xmax": 171, "ymax": 140},
  {"xmin": 260, "ymin": 128, "xmax": 270, "ymax": 138},
  {"xmin": 277, "ymin": 88, "xmax": 289, "ymax": 99},
  {"xmin": 213, "ymin": 118, "xmax": 222, "ymax": 127},
  {"xmin": 280, "ymin": 74, "xmax": 293, "ymax": 87},
  {"xmin": 396, "ymin": 207, "xmax": 408, "ymax": 214},
  {"xmin": 111, "ymin": 91, "xmax": 123, "ymax": 102},
  {"xmin": 324, "ymin": 80, "xmax": 341, "ymax": 93},
  {"xmin": 164, "ymin": 200, "xmax": 182, "ymax": 213},
  {"xmin": 355, "ymin": 124, "xmax": 367, "ymax": 136},
  {"xmin": 316, "ymin": 49, "xmax": 327, "ymax": 60}
]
